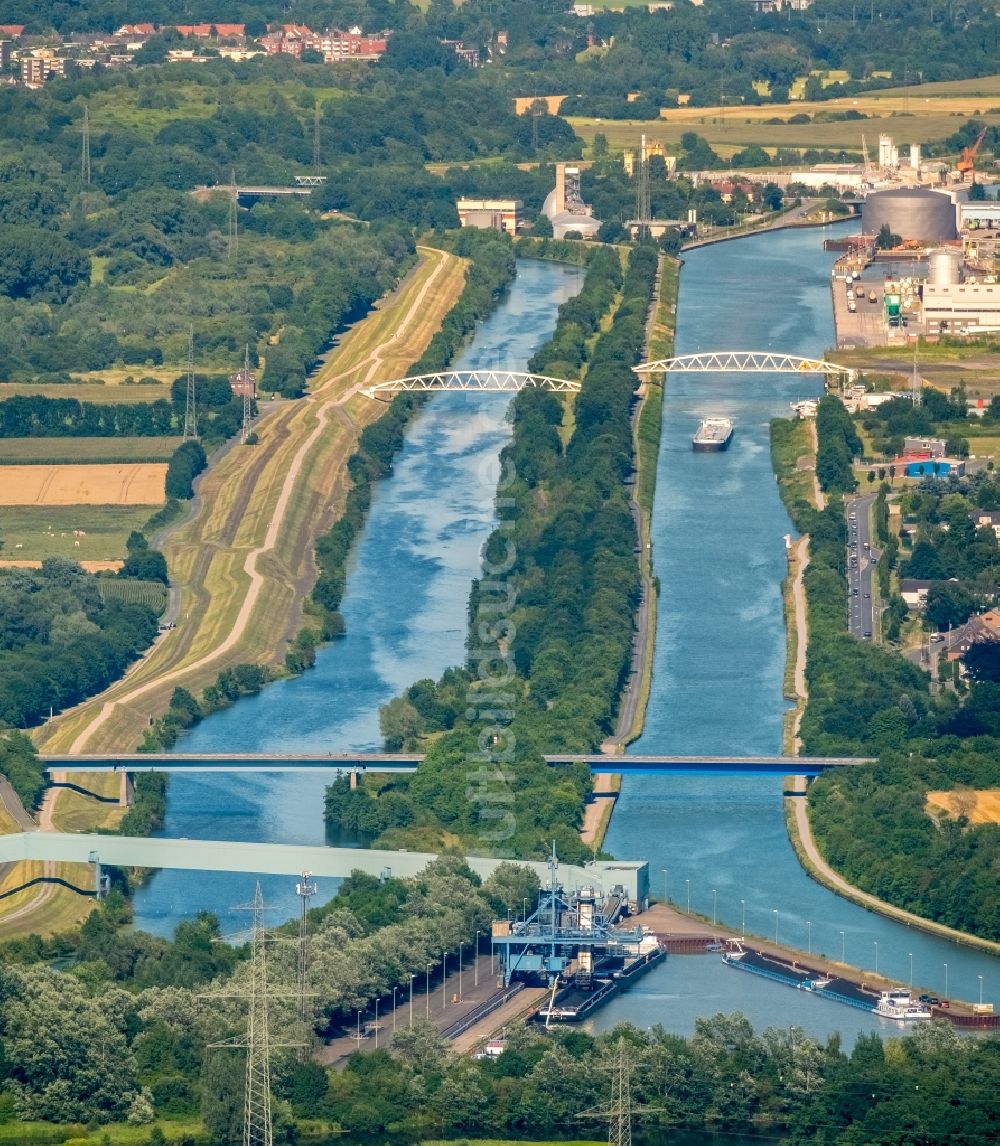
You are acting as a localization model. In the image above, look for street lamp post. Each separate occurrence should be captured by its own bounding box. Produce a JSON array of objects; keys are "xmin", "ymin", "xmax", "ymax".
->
[
  {"xmin": 425, "ymin": 964, "xmax": 432, "ymax": 1020},
  {"xmin": 374, "ymin": 998, "xmax": 379, "ymax": 1049},
  {"xmin": 523, "ymin": 897, "xmax": 528, "ymax": 922},
  {"xmin": 409, "ymin": 974, "xmax": 415, "ymax": 1028},
  {"xmin": 944, "ymin": 963, "xmax": 949, "ymax": 998},
  {"xmin": 807, "ymin": 921, "xmax": 812, "ymax": 955},
  {"xmin": 685, "ymin": 879, "xmax": 691, "ymax": 914},
  {"xmin": 773, "ymin": 909, "xmax": 779, "ymax": 945},
  {"xmin": 840, "ymin": 931, "xmax": 846, "ymax": 963},
  {"xmin": 474, "ymin": 930, "xmax": 481, "ymax": 988},
  {"xmin": 979, "ymin": 975, "xmax": 984, "ymax": 1004},
  {"xmin": 662, "ymin": 868, "xmax": 668, "ymax": 904},
  {"xmin": 442, "ymin": 953, "xmax": 448, "ymax": 1010},
  {"xmin": 908, "ymin": 953, "xmax": 913, "ymax": 988},
  {"xmin": 356, "ymin": 1009, "xmax": 362, "ymax": 1048},
  {"xmin": 392, "ymin": 987, "xmax": 398, "ymax": 1033},
  {"xmin": 712, "ymin": 888, "xmax": 717, "ymax": 926},
  {"xmin": 874, "ymin": 940, "xmax": 879, "ymax": 976},
  {"xmin": 740, "ymin": 899, "xmax": 745, "ymax": 940},
  {"xmin": 459, "ymin": 943, "xmax": 464, "ymax": 1001}
]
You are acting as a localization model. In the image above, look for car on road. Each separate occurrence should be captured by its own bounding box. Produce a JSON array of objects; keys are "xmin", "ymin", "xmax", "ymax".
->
[
  {"xmin": 863, "ymin": 592, "xmax": 870, "ymax": 598},
  {"xmin": 863, "ymin": 630, "xmax": 872, "ymax": 639}
]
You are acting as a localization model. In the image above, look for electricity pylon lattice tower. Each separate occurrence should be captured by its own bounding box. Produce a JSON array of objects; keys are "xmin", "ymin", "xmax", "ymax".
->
[
  {"xmin": 634, "ymin": 134, "xmax": 651, "ymax": 241},
  {"xmin": 183, "ymin": 328, "xmax": 198, "ymax": 441},
  {"xmin": 243, "ymin": 882, "xmax": 273, "ymax": 1146},
  {"xmin": 241, "ymin": 343, "xmax": 253, "ymax": 443},
  {"xmin": 228, "ymin": 168, "xmax": 239, "ymax": 260},
  {"xmin": 579, "ymin": 1037, "xmax": 659, "ymax": 1146},
  {"xmin": 296, "ymin": 871, "xmax": 318, "ymax": 1056},
  {"xmin": 81, "ymin": 105, "xmax": 91, "ymax": 186}
]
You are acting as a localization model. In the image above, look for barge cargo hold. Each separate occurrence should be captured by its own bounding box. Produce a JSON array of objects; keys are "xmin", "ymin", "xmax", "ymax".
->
[
  {"xmin": 693, "ymin": 417, "xmax": 735, "ymax": 452},
  {"xmin": 533, "ymin": 942, "xmax": 666, "ymax": 1023},
  {"xmin": 723, "ymin": 947, "xmax": 879, "ymax": 1014}
]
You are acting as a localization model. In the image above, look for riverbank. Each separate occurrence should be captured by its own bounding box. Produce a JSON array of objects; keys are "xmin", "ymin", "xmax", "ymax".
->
[{"xmin": 0, "ymin": 248, "xmax": 469, "ymax": 935}]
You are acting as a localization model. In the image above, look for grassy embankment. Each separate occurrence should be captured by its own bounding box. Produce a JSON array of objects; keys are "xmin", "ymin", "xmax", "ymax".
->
[
  {"xmin": 0, "ymin": 249, "xmax": 467, "ymax": 936},
  {"xmin": 770, "ymin": 417, "xmax": 819, "ymax": 753},
  {"xmin": 569, "ymin": 73, "xmax": 1000, "ymax": 159}
]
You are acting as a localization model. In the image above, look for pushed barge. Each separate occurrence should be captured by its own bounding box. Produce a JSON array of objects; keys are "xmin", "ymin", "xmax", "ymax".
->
[
  {"xmin": 492, "ymin": 849, "xmax": 665, "ymax": 1025},
  {"xmin": 693, "ymin": 417, "xmax": 735, "ymax": 452},
  {"xmin": 723, "ymin": 945, "xmax": 931, "ymax": 1021}
]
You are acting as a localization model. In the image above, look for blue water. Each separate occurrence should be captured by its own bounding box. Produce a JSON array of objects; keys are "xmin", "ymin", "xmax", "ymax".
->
[
  {"xmin": 135, "ymin": 235, "xmax": 1000, "ymax": 1049},
  {"xmin": 133, "ymin": 259, "xmax": 586, "ymax": 935},
  {"xmin": 594, "ymin": 225, "xmax": 1000, "ymax": 1044}
]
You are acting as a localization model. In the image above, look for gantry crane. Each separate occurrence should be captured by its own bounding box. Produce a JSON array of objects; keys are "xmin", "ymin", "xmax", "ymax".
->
[{"xmin": 956, "ymin": 126, "xmax": 989, "ymax": 182}]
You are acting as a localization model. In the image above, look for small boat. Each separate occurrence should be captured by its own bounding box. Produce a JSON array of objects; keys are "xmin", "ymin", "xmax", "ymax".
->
[
  {"xmin": 874, "ymin": 989, "xmax": 932, "ymax": 1021},
  {"xmin": 692, "ymin": 417, "xmax": 734, "ymax": 452}
]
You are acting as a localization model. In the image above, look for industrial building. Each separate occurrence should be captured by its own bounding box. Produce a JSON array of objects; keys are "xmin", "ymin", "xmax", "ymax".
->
[
  {"xmin": 542, "ymin": 163, "xmax": 601, "ymax": 240},
  {"xmin": 455, "ymin": 198, "xmax": 522, "ymax": 233},
  {"xmin": 861, "ymin": 187, "xmax": 958, "ymax": 242}
]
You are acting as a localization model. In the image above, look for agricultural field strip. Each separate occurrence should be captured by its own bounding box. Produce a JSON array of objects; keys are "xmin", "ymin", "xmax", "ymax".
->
[
  {"xmin": 0, "ymin": 463, "xmax": 168, "ymax": 507},
  {"xmin": 34, "ymin": 247, "xmax": 466, "ymax": 756},
  {"xmin": 0, "ymin": 436, "xmax": 182, "ymax": 462}
]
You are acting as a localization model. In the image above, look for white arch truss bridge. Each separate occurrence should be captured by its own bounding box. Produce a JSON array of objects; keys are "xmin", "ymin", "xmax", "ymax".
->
[
  {"xmin": 363, "ymin": 370, "xmax": 580, "ymax": 400},
  {"xmin": 634, "ymin": 352, "xmax": 855, "ymax": 380}
]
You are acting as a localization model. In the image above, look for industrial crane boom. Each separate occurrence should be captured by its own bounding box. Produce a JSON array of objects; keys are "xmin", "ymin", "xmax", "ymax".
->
[{"xmin": 957, "ymin": 125, "xmax": 989, "ymax": 180}]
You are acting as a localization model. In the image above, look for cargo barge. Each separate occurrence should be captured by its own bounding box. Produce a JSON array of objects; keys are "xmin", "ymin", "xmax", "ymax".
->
[
  {"xmin": 693, "ymin": 417, "xmax": 735, "ymax": 452},
  {"xmin": 493, "ymin": 848, "xmax": 664, "ymax": 1026},
  {"xmin": 532, "ymin": 939, "xmax": 665, "ymax": 1023}
]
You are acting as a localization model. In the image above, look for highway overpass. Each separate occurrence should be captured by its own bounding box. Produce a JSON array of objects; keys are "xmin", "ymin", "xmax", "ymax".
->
[
  {"xmin": 41, "ymin": 753, "xmax": 874, "ymax": 777},
  {"xmin": 0, "ymin": 832, "xmax": 649, "ymax": 902}
]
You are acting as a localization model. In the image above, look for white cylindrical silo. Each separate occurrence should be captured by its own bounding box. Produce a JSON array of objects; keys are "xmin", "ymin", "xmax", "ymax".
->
[{"xmin": 927, "ymin": 248, "xmax": 963, "ymax": 286}]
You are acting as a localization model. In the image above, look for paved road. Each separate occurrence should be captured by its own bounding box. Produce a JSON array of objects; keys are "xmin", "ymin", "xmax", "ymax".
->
[{"xmin": 845, "ymin": 493, "xmax": 878, "ymax": 641}]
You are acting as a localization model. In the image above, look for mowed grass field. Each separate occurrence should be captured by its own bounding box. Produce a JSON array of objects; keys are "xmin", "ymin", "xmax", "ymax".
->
[
  {"xmin": 0, "ymin": 381, "xmax": 172, "ymax": 404},
  {"xmin": 0, "ymin": 504, "xmax": 155, "ymax": 562},
  {"xmin": 0, "ymin": 436, "xmax": 182, "ymax": 463},
  {"xmin": 927, "ymin": 789, "xmax": 1000, "ymax": 823},
  {"xmin": 569, "ymin": 72, "xmax": 1000, "ymax": 158}
]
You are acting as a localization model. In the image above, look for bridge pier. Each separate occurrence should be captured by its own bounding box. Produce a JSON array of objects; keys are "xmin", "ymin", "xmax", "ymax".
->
[
  {"xmin": 118, "ymin": 771, "xmax": 134, "ymax": 808},
  {"xmin": 349, "ymin": 770, "xmax": 358, "ymax": 790}
]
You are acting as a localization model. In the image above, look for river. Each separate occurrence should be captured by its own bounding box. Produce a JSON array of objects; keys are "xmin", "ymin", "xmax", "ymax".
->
[{"xmin": 136, "ymin": 237, "xmax": 1000, "ymax": 1047}]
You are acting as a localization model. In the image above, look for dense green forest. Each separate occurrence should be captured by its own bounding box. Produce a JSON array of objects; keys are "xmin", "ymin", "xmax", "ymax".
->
[
  {"xmin": 0, "ymin": 559, "xmax": 159, "ymax": 732},
  {"xmin": 773, "ymin": 409, "xmax": 1000, "ymax": 940},
  {"xmin": 325, "ymin": 244, "xmax": 657, "ymax": 862}
]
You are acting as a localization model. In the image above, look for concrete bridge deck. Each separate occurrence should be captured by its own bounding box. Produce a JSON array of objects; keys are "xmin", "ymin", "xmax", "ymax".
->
[
  {"xmin": 41, "ymin": 753, "xmax": 873, "ymax": 776},
  {"xmin": 0, "ymin": 832, "xmax": 648, "ymax": 899}
]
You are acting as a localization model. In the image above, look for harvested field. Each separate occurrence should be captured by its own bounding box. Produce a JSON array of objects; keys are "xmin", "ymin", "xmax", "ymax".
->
[
  {"xmin": 0, "ymin": 382, "xmax": 171, "ymax": 404},
  {"xmin": 0, "ymin": 436, "xmax": 182, "ymax": 464},
  {"xmin": 927, "ymin": 789, "xmax": 1000, "ymax": 824},
  {"xmin": 0, "ymin": 504, "xmax": 154, "ymax": 562},
  {"xmin": 0, "ymin": 463, "xmax": 167, "ymax": 505}
]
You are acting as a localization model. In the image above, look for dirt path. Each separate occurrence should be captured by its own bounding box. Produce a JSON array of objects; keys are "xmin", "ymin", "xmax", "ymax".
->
[
  {"xmin": 807, "ymin": 420, "xmax": 825, "ymax": 510},
  {"xmin": 789, "ymin": 791, "xmax": 1000, "ymax": 956},
  {"xmin": 789, "ymin": 536, "xmax": 810, "ymax": 750},
  {"xmin": 56, "ymin": 248, "xmax": 460, "ymax": 756}
]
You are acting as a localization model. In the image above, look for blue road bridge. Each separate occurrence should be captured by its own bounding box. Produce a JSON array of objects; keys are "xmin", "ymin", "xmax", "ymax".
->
[
  {"xmin": 42, "ymin": 753, "xmax": 871, "ymax": 777},
  {"xmin": 634, "ymin": 352, "xmax": 856, "ymax": 382}
]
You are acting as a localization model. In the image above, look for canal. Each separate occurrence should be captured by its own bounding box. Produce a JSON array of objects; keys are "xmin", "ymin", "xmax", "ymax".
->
[
  {"xmin": 594, "ymin": 224, "xmax": 1000, "ymax": 1043},
  {"xmin": 133, "ymin": 258, "xmax": 586, "ymax": 933},
  {"xmin": 136, "ymin": 235, "xmax": 1000, "ymax": 1046}
]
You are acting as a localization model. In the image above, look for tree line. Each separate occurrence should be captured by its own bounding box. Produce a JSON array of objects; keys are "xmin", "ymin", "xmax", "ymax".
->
[
  {"xmin": 772, "ymin": 410, "xmax": 1000, "ymax": 940},
  {"xmin": 0, "ymin": 558, "xmax": 159, "ymax": 732},
  {"xmin": 336, "ymin": 244, "xmax": 658, "ymax": 863}
]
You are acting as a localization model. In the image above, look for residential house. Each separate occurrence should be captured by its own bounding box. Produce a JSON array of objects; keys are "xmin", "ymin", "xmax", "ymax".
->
[
  {"xmin": 903, "ymin": 436, "xmax": 947, "ymax": 458},
  {"xmin": 944, "ymin": 609, "xmax": 1000, "ymax": 661},
  {"xmin": 971, "ymin": 509, "xmax": 1000, "ymax": 540},
  {"xmin": 899, "ymin": 579, "xmax": 940, "ymax": 609},
  {"xmin": 229, "ymin": 368, "xmax": 256, "ymax": 399}
]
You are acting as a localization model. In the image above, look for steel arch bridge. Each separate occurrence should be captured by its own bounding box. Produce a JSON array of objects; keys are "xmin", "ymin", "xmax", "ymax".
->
[
  {"xmin": 363, "ymin": 370, "xmax": 580, "ymax": 399},
  {"xmin": 634, "ymin": 352, "xmax": 854, "ymax": 380}
]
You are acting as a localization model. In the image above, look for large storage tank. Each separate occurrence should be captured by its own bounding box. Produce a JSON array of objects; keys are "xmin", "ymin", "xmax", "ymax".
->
[
  {"xmin": 862, "ymin": 188, "xmax": 957, "ymax": 241},
  {"xmin": 927, "ymin": 248, "xmax": 963, "ymax": 285}
]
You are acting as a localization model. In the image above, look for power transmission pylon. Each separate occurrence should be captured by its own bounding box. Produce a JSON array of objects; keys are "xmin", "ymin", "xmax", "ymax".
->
[
  {"xmin": 81, "ymin": 104, "xmax": 91, "ymax": 186},
  {"xmin": 241, "ymin": 343, "xmax": 254, "ymax": 443},
  {"xmin": 313, "ymin": 104, "xmax": 321, "ymax": 170},
  {"xmin": 579, "ymin": 1037, "xmax": 658, "ymax": 1146},
  {"xmin": 295, "ymin": 871, "xmax": 318, "ymax": 1057},
  {"xmin": 228, "ymin": 168, "xmax": 239, "ymax": 260},
  {"xmin": 633, "ymin": 134, "xmax": 651, "ymax": 241},
  {"xmin": 183, "ymin": 328, "xmax": 198, "ymax": 441}
]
